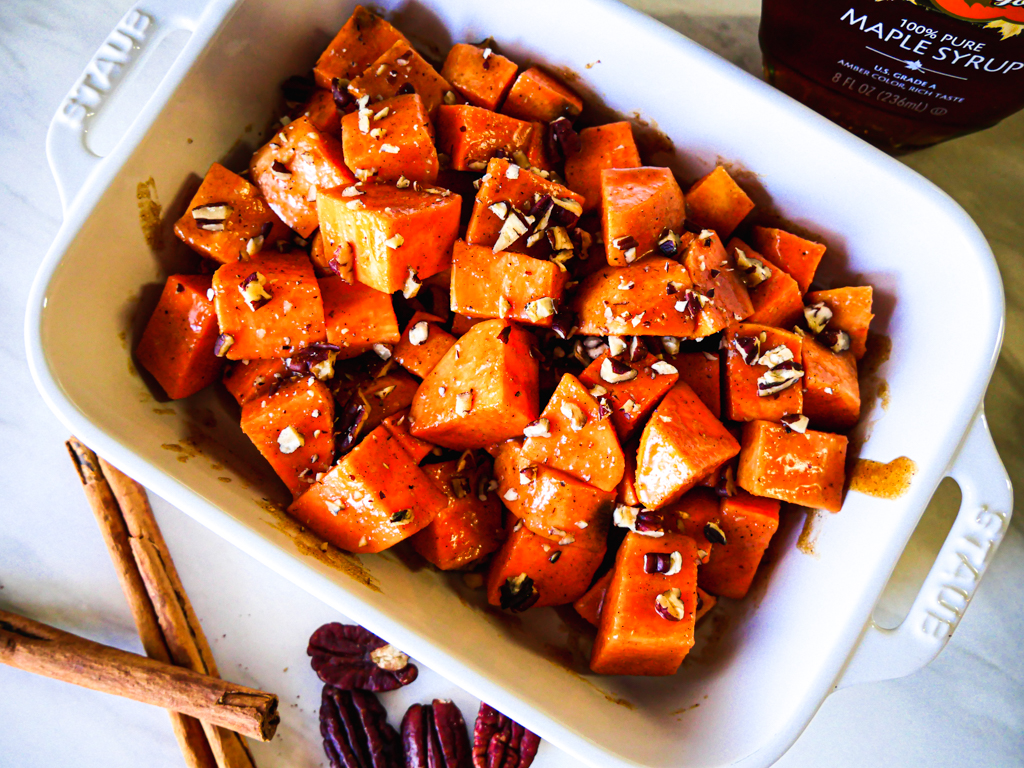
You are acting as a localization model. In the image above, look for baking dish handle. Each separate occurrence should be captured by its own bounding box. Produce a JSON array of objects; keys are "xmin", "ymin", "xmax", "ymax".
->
[
  {"xmin": 45, "ymin": 0, "xmax": 210, "ymax": 214},
  {"xmin": 836, "ymin": 408, "xmax": 1012, "ymax": 690}
]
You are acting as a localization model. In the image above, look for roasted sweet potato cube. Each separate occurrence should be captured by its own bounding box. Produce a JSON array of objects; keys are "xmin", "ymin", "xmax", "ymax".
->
[
  {"xmin": 685, "ymin": 166, "xmax": 754, "ymax": 240},
  {"xmin": 737, "ymin": 420, "xmax": 847, "ymax": 511},
  {"xmin": 617, "ymin": 439, "xmax": 640, "ymax": 506},
  {"xmin": 222, "ymin": 358, "xmax": 289, "ymax": 406},
  {"xmin": 635, "ymin": 381, "xmax": 741, "ymax": 509},
  {"xmin": 486, "ymin": 524, "xmax": 606, "ymax": 610},
  {"xmin": 602, "ymin": 167, "xmax": 685, "ymax": 267},
  {"xmin": 436, "ymin": 105, "xmax": 536, "ymax": 173},
  {"xmin": 728, "ymin": 238, "xmax": 804, "ymax": 330},
  {"xmin": 501, "ymin": 67, "xmax": 583, "ymax": 123},
  {"xmin": 752, "ymin": 226, "xmax": 827, "ymax": 294},
  {"xmin": 666, "ymin": 351, "xmax": 721, "ymax": 419},
  {"xmin": 450, "ymin": 240, "xmax": 502, "ymax": 318},
  {"xmin": 578, "ymin": 352, "xmax": 679, "ymax": 442},
  {"xmin": 663, "ymin": 488, "xmax": 718, "ymax": 565},
  {"xmin": 301, "ymin": 89, "xmax": 342, "ymax": 136},
  {"xmin": 410, "ymin": 319, "xmax": 539, "ymax": 449},
  {"xmin": 342, "ymin": 94, "xmax": 438, "ymax": 184},
  {"xmin": 241, "ymin": 378, "xmax": 335, "ymax": 497},
  {"xmin": 804, "ymin": 286, "xmax": 874, "ymax": 360},
  {"xmin": 695, "ymin": 491, "xmax": 780, "ymax": 599},
  {"xmin": 412, "ymin": 459, "xmax": 504, "ymax": 570},
  {"xmin": 317, "ymin": 181, "xmax": 461, "ymax": 294},
  {"xmin": 337, "ymin": 370, "xmax": 421, "ymax": 453},
  {"xmin": 173, "ymin": 164, "xmax": 290, "ymax": 264},
  {"xmin": 313, "ymin": 5, "xmax": 407, "ymax": 88},
  {"xmin": 250, "ymin": 116, "xmax": 355, "ymax": 237},
  {"xmin": 574, "ymin": 570, "xmax": 613, "ymax": 626},
  {"xmin": 380, "ymin": 410, "xmax": 434, "ymax": 463},
  {"xmin": 320, "ymin": 275, "xmax": 400, "ymax": 359},
  {"xmin": 348, "ymin": 41, "xmax": 453, "ymax": 119},
  {"xmin": 441, "ymin": 43, "xmax": 518, "ymax": 111},
  {"xmin": 802, "ymin": 337, "xmax": 860, "ymax": 431},
  {"xmin": 590, "ymin": 531, "xmax": 699, "ymax": 676},
  {"xmin": 136, "ymin": 274, "xmax": 222, "ymax": 400},
  {"xmin": 520, "ymin": 373, "xmax": 624, "ymax": 492},
  {"xmin": 451, "ymin": 313, "xmax": 483, "ymax": 336},
  {"xmin": 572, "ymin": 258, "xmax": 697, "ymax": 337},
  {"xmin": 724, "ymin": 324, "xmax": 803, "ymax": 422},
  {"xmin": 212, "ymin": 252, "xmax": 327, "ymax": 360},
  {"xmin": 288, "ymin": 423, "xmax": 446, "ymax": 552},
  {"xmin": 393, "ymin": 311, "xmax": 456, "ymax": 378},
  {"xmin": 684, "ymin": 230, "xmax": 754, "ymax": 334},
  {"xmin": 564, "ymin": 122, "xmax": 641, "ymax": 214}
]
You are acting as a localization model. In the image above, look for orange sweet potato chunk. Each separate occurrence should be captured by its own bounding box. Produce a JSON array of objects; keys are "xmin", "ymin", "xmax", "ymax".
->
[
  {"xmin": 288, "ymin": 423, "xmax": 446, "ymax": 553},
  {"xmin": 212, "ymin": 252, "xmax": 327, "ymax": 360},
  {"xmin": 348, "ymin": 41, "xmax": 453, "ymax": 119},
  {"xmin": 393, "ymin": 311, "xmax": 456, "ymax": 379},
  {"xmin": 136, "ymin": 274, "xmax": 222, "ymax": 400},
  {"xmin": 301, "ymin": 89, "xmax": 342, "ymax": 136},
  {"xmin": 410, "ymin": 319, "xmax": 539, "ymax": 449},
  {"xmin": 250, "ymin": 116, "xmax": 355, "ymax": 237},
  {"xmin": 486, "ymin": 524, "xmax": 606, "ymax": 609},
  {"xmin": 564, "ymin": 122, "xmax": 640, "ymax": 214},
  {"xmin": 240, "ymin": 378, "xmax": 335, "ymax": 497},
  {"xmin": 521, "ymin": 373, "xmax": 625, "ymax": 492},
  {"xmin": 222, "ymin": 358, "xmax": 289, "ymax": 406},
  {"xmin": 590, "ymin": 531, "xmax": 699, "ymax": 676},
  {"xmin": 450, "ymin": 239, "xmax": 502, "ymax": 318},
  {"xmin": 666, "ymin": 351, "xmax": 721, "ymax": 419},
  {"xmin": 685, "ymin": 165, "xmax": 755, "ymax": 240},
  {"xmin": 804, "ymin": 286, "xmax": 874, "ymax": 360},
  {"xmin": 441, "ymin": 43, "xmax": 518, "ymax": 111},
  {"xmin": 341, "ymin": 94, "xmax": 438, "ymax": 184},
  {"xmin": 663, "ymin": 487, "xmax": 719, "ymax": 565},
  {"xmin": 684, "ymin": 230, "xmax": 754, "ymax": 335},
  {"xmin": 173, "ymin": 163, "xmax": 290, "ymax": 264},
  {"xmin": 320, "ymin": 275, "xmax": 400, "ymax": 359},
  {"xmin": 617, "ymin": 439, "xmax": 640, "ymax": 506},
  {"xmin": 317, "ymin": 181, "xmax": 461, "ymax": 294},
  {"xmin": 728, "ymin": 238, "xmax": 804, "ymax": 330},
  {"xmin": 380, "ymin": 410, "xmax": 434, "ymax": 463},
  {"xmin": 502, "ymin": 67, "xmax": 583, "ymax": 123},
  {"xmin": 752, "ymin": 226, "xmax": 827, "ymax": 294},
  {"xmin": 413, "ymin": 459, "xmax": 504, "ymax": 570},
  {"xmin": 313, "ymin": 5, "xmax": 407, "ymax": 88},
  {"xmin": 602, "ymin": 167, "xmax": 685, "ymax": 266},
  {"xmin": 578, "ymin": 352, "xmax": 679, "ymax": 442},
  {"xmin": 574, "ymin": 570, "xmax": 613, "ymax": 626},
  {"xmin": 436, "ymin": 105, "xmax": 537, "ymax": 173},
  {"xmin": 801, "ymin": 337, "xmax": 860, "ymax": 431},
  {"xmin": 635, "ymin": 382, "xmax": 741, "ymax": 509},
  {"xmin": 723, "ymin": 324, "xmax": 804, "ymax": 423},
  {"xmin": 737, "ymin": 420, "xmax": 848, "ymax": 511},
  {"xmin": 336, "ymin": 370, "xmax": 421, "ymax": 454},
  {"xmin": 698, "ymin": 491, "xmax": 780, "ymax": 599}
]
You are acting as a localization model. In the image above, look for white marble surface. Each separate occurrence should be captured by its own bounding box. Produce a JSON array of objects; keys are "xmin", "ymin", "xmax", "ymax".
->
[{"xmin": 2, "ymin": 0, "xmax": 1023, "ymax": 766}]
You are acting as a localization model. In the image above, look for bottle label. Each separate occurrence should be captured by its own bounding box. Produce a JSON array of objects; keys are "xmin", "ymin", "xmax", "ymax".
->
[{"xmin": 928, "ymin": 0, "xmax": 1024, "ymax": 26}]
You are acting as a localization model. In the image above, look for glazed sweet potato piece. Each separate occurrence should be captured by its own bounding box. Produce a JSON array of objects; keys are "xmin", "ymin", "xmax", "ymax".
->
[
  {"xmin": 410, "ymin": 320, "xmax": 539, "ymax": 449},
  {"xmin": 696, "ymin": 491, "xmax": 780, "ymax": 599},
  {"xmin": 574, "ymin": 570, "xmax": 613, "ymax": 626},
  {"xmin": 441, "ymin": 43, "xmax": 518, "ymax": 111},
  {"xmin": 336, "ymin": 370, "xmax": 421, "ymax": 453},
  {"xmin": 320, "ymin": 275, "xmax": 400, "ymax": 359},
  {"xmin": 380, "ymin": 410, "xmax": 434, "ymax": 463},
  {"xmin": 564, "ymin": 122, "xmax": 640, "ymax": 214},
  {"xmin": 617, "ymin": 439, "xmax": 640, "ymax": 506},
  {"xmin": 684, "ymin": 230, "xmax": 754, "ymax": 335},
  {"xmin": 222, "ymin": 358, "xmax": 289, "ymax": 406},
  {"xmin": 752, "ymin": 226, "xmax": 827, "ymax": 294},
  {"xmin": 602, "ymin": 167, "xmax": 685, "ymax": 266},
  {"xmin": 449, "ymin": 240, "xmax": 503, "ymax": 318},
  {"xmin": 635, "ymin": 381, "xmax": 741, "ymax": 509},
  {"xmin": 240, "ymin": 378, "xmax": 335, "ymax": 497},
  {"xmin": 520, "ymin": 373, "xmax": 625, "ymax": 492},
  {"xmin": 436, "ymin": 105, "xmax": 538, "ymax": 173},
  {"xmin": 173, "ymin": 163, "xmax": 290, "ymax": 264},
  {"xmin": 288, "ymin": 423, "xmax": 446, "ymax": 553},
  {"xmin": 723, "ymin": 324, "xmax": 804, "ymax": 423},
  {"xmin": 578, "ymin": 352, "xmax": 680, "ymax": 442},
  {"xmin": 666, "ymin": 351, "xmax": 721, "ymax": 419},
  {"xmin": 590, "ymin": 531, "xmax": 699, "ymax": 676},
  {"xmin": 341, "ymin": 94, "xmax": 438, "ymax": 184},
  {"xmin": 413, "ymin": 459, "xmax": 504, "ymax": 570},
  {"xmin": 486, "ymin": 524, "xmax": 606, "ymax": 610},
  {"xmin": 501, "ymin": 67, "xmax": 583, "ymax": 123},
  {"xmin": 250, "ymin": 116, "xmax": 355, "ymax": 237},
  {"xmin": 313, "ymin": 5, "xmax": 407, "ymax": 88},
  {"xmin": 317, "ymin": 181, "xmax": 461, "ymax": 294},
  {"xmin": 136, "ymin": 274, "xmax": 222, "ymax": 400},
  {"xmin": 348, "ymin": 40, "xmax": 453, "ymax": 119},
  {"xmin": 685, "ymin": 166, "xmax": 754, "ymax": 240},
  {"xmin": 728, "ymin": 238, "xmax": 804, "ymax": 330},
  {"xmin": 804, "ymin": 286, "xmax": 874, "ymax": 360},
  {"xmin": 392, "ymin": 311, "xmax": 456, "ymax": 379},
  {"xmin": 300, "ymin": 88, "xmax": 342, "ymax": 136},
  {"xmin": 663, "ymin": 487, "xmax": 718, "ymax": 565},
  {"xmin": 737, "ymin": 420, "xmax": 847, "ymax": 511},
  {"xmin": 212, "ymin": 252, "xmax": 327, "ymax": 360},
  {"xmin": 451, "ymin": 313, "xmax": 483, "ymax": 336},
  {"xmin": 801, "ymin": 337, "xmax": 861, "ymax": 431}
]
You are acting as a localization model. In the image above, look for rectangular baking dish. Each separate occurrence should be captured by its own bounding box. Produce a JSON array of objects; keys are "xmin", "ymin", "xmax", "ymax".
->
[{"xmin": 26, "ymin": 1, "xmax": 1013, "ymax": 766}]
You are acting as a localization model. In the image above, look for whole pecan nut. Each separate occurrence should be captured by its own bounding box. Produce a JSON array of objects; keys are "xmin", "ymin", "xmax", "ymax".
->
[
  {"xmin": 309, "ymin": 622, "xmax": 418, "ymax": 692},
  {"xmin": 320, "ymin": 685, "xmax": 401, "ymax": 768},
  {"xmin": 472, "ymin": 703, "xmax": 541, "ymax": 768},
  {"xmin": 401, "ymin": 699, "xmax": 471, "ymax": 768}
]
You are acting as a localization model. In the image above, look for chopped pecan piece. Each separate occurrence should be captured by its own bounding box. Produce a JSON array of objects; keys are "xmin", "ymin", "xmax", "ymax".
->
[
  {"xmin": 402, "ymin": 699, "xmax": 472, "ymax": 768},
  {"xmin": 308, "ymin": 623, "xmax": 418, "ymax": 692},
  {"xmin": 320, "ymin": 685, "xmax": 401, "ymax": 768},
  {"xmin": 472, "ymin": 703, "xmax": 541, "ymax": 768}
]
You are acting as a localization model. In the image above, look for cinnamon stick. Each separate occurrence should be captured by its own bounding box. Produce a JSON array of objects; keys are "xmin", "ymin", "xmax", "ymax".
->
[{"xmin": 0, "ymin": 609, "xmax": 279, "ymax": 740}]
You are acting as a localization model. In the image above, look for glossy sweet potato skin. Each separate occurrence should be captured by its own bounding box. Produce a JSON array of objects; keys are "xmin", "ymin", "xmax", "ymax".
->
[
  {"xmin": 320, "ymin": 275, "xmax": 400, "ymax": 358},
  {"xmin": 436, "ymin": 105, "xmax": 536, "ymax": 172},
  {"xmin": 723, "ymin": 324, "xmax": 803, "ymax": 422},
  {"xmin": 348, "ymin": 40, "xmax": 453, "ymax": 119},
  {"xmin": 341, "ymin": 94, "xmax": 438, "ymax": 184},
  {"xmin": 313, "ymin": 5, "xmax": 407, "ymax": 88},
  {"xmin": 804, "ymin": 286, "xmax": 874, "ymax": 360},
  {"xmin": 752, "ymin": 226, "xmax": 827, "ymax": 294},
  {"xmin": 564, "ymin": 122, "xmax": 640, "ymax": 214},
  {"xmin": 685, "ymin": 165, "xmax": 754, "ymax": 240},
  {"xmin": 441, "ymin": 43, "xmax": 518, "ymax": 111},
  {"xmin": 602, "ymin": 167, "xmax": 685, "ymax": 266},
  {"xmin": 729, "ymin": 238, "xmax": 804, "ymax": 330},
  {"xmin": 801, "ymin": 337, "xmax": 860, "ymax": 431},
  {"xmin": 698, "ymin": 492, "xmax": 780, "ymax": 599},
  {"xmin": 501, "ymin": 67, "xmax": 582, "ymax": 123},
  {"xmin": 578, "ymin": 352, "xmax": 679, "ymax": 442}
]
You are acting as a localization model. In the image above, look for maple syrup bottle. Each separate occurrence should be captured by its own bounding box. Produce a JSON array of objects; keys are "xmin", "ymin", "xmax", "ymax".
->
[{"xmin": 759, "ymin": 0, "xmax": 1024, "ymax": 151}]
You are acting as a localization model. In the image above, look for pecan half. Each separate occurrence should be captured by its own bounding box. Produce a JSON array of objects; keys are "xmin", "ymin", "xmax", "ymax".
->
[
  {"xmin": 308, "ymin": 623, "xmax": 418, "ymax": 692},
  {"xmin": 402, "ymin": 699, "xmax": 471, "ymax": 768},
  {"xmin": 472, "ymin": 703, "xmax": 541, "ymax": 768},
  {"xmin": 321, "ymin": 685, "xmax": 401, "ymax": 768}
]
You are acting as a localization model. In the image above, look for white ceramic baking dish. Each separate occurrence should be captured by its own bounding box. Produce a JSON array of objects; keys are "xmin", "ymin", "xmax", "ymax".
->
[{"xmin": 26, "ymin": 0, "xmax": 1013, "ymax": 766}]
